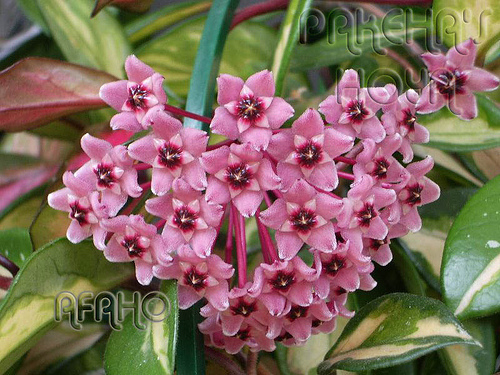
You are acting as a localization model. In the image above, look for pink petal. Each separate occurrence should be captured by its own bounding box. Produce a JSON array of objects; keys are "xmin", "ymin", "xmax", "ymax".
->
[
  {"xmin": 210, "ymin": 107, "xmax": 239, "ymax": 140},
  {"xmin": 161, "ymin": 226, "xmax": 185, "ymax": 252},
  {"xmin": 323, "ymin": 128, "xmax": 354, "ymax": 158},
  {"xmin": 466, "ymin": 67, "xmax": 500, "ymax": 92},
  {"xmin": 92, "ymin": 225, "xmax": 107, "ymax": 251},
  {"xmin": 266, "ymin": 97, "xmax": 294, "ymax": 129},
  {"xmin": 67, "ymin": 220, "xmax": 91, "ymax": 243},
  {"xmin": 81, "ymin": 133, "xmax": 112, "ymax": 160},
  {"xmin": 110, "ymin": 112, "xmax": 142, "ymax": 132},
  {"xmin": 121, "ymin": 169, "xmax": 142, "ymax": 198},
  {"xmin": 191, "ymin": 229, "xmax": 217, "ymax": 257},
  {"xmin": 48, "ymin": 188, "xmax": 71, "ymax": 212},
  {"xmin": 307, "ymin": 161, "xmax": 338, "ymax": 191},
  {"xmin": 336, "ymin": 267, "xmax": 361, "ymax": 291},
  {"xmin": 200, "ymin": 146, "xmax": 230, "ymax": 174},
  {"xmin": 256, "ymin": 158, "xmax": 281, "ymax": 191},
  {"xmin": 145, "ymin": 195, "xmax": 172, "ymax": 219},
  {"xmin": 407, "ymin": 156, "xmax": 434, "ymax": 179},
  {"xmin": 359, "ymin": 273, "xmax": 377, "ymax": 291},
  {"xmin": 283, "ymin": 179, "xmax": 316, "ymax": 206},
  {"xmin": 178, "ymin": 285, "xmax": 202, "ymax": 309},
  {"xmin": 416, "ymin": 84, "xmax": 446, "ymax": 114},
  {"xmin": 182, "ymin": 161, "xmax": 207, "ymax": 191},
  {"xmin": 217, "ymin": 74, "xmax": 244, "ymax": 105},
  {"xmin": 307, "ymin": 222, "xmax": 336, "ymax": 252},
  {"xmin": 259, "ymin": 199, "xmax": 288, "ymax": 230},
  {"xmin": 400, "ymin": 207, "xmax": 422, "ymax": 232},
  {"xmin": 99, "ymin": 80, "xmax": 128, "ymax": 111},
  {"xmin": 286, "ymin": 318, "xmax": 312, "ymax": 341},
  {"xmin": 200, "ymin": 199, "xmax": 223, "ymax": 227},
  {"xmin": 372, "ymin": 245, "xmax": 393, "ymax": 266},
  {"xmin": 245, "ymin": 69, "xmax": 275, "ymax": 97},
  {"xmin": 128, "ymin": 135, "xmax": 157, "ymax": 164},
  {"xmin": 267, "ymin": 129, "xmax": 294, "ymax": 161},
  {"xmin": 337, "ymin": 69, "xmax": 360, "ymax": 94},
  {"xmin": 446, "ymin": 38, "xmax": 476, "ymax": 69},
  {"xmin": 316, "ymin": 193, "xmax": 343, "ymax": 220},
  {"xmin": 104, "ymin": 238, "xmax": 131, "ymax": 262},
  {"xmin": 101, "ymin": 190, "xmax": 127, "ymax": 217},
  {"xmin": 135, "ymin": 259, "xmax": 154, "ymax": 285},
  {"xmin": 150, "ymin": 110, "xmax": 183, "ymax": 141},
  {"xmin": 276, "ymin": 231, "xmax": 303, "ymax": 260},
  {"xmin": 151, "ymin": 73, "xmax": 167, "ymax": 104},
  {"xmin": 233, "ymin": 190, "xmax": 263, "ymax": 217},
  {"xmin": 151, "ymin": 168, "xmax": 174, "ymax": 196},
  {"xmin": 288, "ymin": 281, "xmax": 313, "ymax": 306},
  {"xmin": 365, "ymin": 87, "xmax": 391, "ymax": 108},
  {"xmin": 359, "ymin": 116, "xmax": 386, "ymax": 142},
  {"xmin": 449, "ymin": 92, "xmax": 477, "ymax": 120},
  {"xmin": 292, "ymin": 108, "xmax": 324, "ymax": 139},
  {"xmin": 421, "ymin": 52, "xmax": 447, "ymax": 73},
  {"xmin": 421, "ymin": 177, "xmax": 440, "ymax": 205},
  {"xmin": 181, "ymin": 128, "xmax": 208, "ymax": 156},
  {"xmin": 276, "ymin": 162, "xmax": 302, "ymax": 191},
  {"xmin": 221, "ymin": 315, "xmax": 245, "ymax": 336},
  {"xmin": 205, "ymin": 281, "xmax": 230, "ymax": 311},
  {"xmin": 62, "ymin": 171, "xmax": 92, "ymax": 197},
  {"xmin": 366, "ymin": 216, "xmax": 388, "ymax": 239},
  {"xmin": 205, "ymin": 176, "xmax": 231, "ymax": 205},
  {"xmin": 239, "ymin": 127, "xmax": 273, "ymax": 151},
  {"xmin": 319, "ymin": 95, "xmax": 343, "ymax": 124},
  {"xmin": 125, "ymin": 55, "xmax": 155, "ymax": 83}
]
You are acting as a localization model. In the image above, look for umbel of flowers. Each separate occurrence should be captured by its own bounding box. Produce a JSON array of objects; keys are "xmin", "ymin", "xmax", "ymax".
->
[{"xmin": 48, "ymin": 40, "xmax": 499, "ymax": 353}]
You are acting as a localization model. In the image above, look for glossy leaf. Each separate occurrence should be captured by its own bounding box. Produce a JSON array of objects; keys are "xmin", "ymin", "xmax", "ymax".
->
[
  {"xmin": 0, "ymin": 238, "xmax": 133, "ymax": 373},
  {"xmin": 36, "ymin": 0, "xmax": 131, "ymax": 77},
  {"xmin": 318, "ymin": 293, "xmax": 478, "ymax": 373},
  {"xmin": 471, "ymin": 147, "xmax": 500, "ymax": 180},
  {"xmin": 290, "ymin": 11, "xmax": 429, "ymax": 71},
  {"xmin": 30, "ymin": 200, "xmax": 73, "ymax": 251},
  {"xmin": 126, "ymin": 1, "xmax": 213, "ymax": 44},
  {"xmin": 442, "ymin": 175, "xmax": 500, "ymax": 319},
  {"xmin": 137, "ymin": 17, "xmax": 276, "ymax": 98},
  {"xmin": 271, "ymin": 0, "xmax": 312, "ymax": 95},
  {"xmin": 439, "ymin": 319, "xmax": 496, "ymax": 375},
  {"xmin": 0, "ymin": 228, "xmax": 33, "ymax": 270},
  {"xmin": 0, "ymin": 184, "xmax": 47, "ymax": 231},
  {"xmin": 105, "ymin": 280, "xmax": 178, "ymax": 375},
  {"xmin": 0, "ymin": 58, "xmax": 114, "ymax": 132},
  {"xmin": 91, "ymin": 0, "xmax": 153, "ymax": 17},
  {"xmin": 419, "ymin": 94, "xmax": 500, "ymax": 152},
  {"xmin": 16, "ymin": 1, "xmax": 50, "ymax": 33}
]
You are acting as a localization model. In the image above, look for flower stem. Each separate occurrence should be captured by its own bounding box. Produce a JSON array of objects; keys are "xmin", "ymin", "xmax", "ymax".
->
[
  {"xmin": 256, "ymin": 210, "xmax": 279, "ymax": 263},
  {"xmin": 164, "ymin": 104, "xmax": 212, "ymax": 125},
  {"xmin": 246, "ymin": 350, "xmax": 258, "ymax": 375},
  {"xmin": 155, "ymin": 219, "xmax": 166, "ymax": 230},
  {"xmin": 205, "ymin": 347, "xmax": 245, "ymax": 375},
  {"xmin": 225, "ymin": 206, "xmax": 235, "ymax": 264},
  {"xmin": 334, "ymin": 156, "xmax": 356, "ymax": 165},
  {"xmin": 337, "ymin": 171, "xmax": 355, "ymax": 181},
  {"xmin": 230, "ymin": 0, "xmax": 289, "ymax": 30},
  {"xmin": 232, "ymin": 205, "xmax": 247, "ymax": 287},
  {"xmin": 0, "ymin": 254, "xmax": 18, "ymax": 277},
  {"xmin": 134, "ymin": 163, "xmax": 152, "ymax": 171},
  {"xmin": 206, "ymin": 139, "xmax": 234, "ymax": 151}
]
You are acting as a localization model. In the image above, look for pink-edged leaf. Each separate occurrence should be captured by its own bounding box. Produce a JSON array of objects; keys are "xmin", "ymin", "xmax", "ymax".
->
[
  {"xmin": 0, "ymin": 57, "xmax": 116, "ymax": 132},
  {"xmin": 91, "ymin": 0, "xmax": 154, "ymax": 17}
]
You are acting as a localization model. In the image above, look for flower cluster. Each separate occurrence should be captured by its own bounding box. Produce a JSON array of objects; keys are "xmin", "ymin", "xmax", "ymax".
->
[{"xmin": 48, "ymin": 38, "xmax": 498, "ymax": 353}]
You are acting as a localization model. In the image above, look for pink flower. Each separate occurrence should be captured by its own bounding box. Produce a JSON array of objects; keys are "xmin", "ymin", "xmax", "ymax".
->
[
  {"xmin": 353, "ymin": 134, "xmax": 409, "ymax": 186},
  {"xmin": 259, "ymin": 179, "xmax": 342, "ymax": 259},
  {"xmin": 381, "ymin": 88, "xmax": 430, "ymax": 163},
  {"xmin": 362, "ymin": 224, "xmax": 408, "ymax": 266},
  {"xmin": 100, "ymin": 55, "xmax": 167, "ymax": 132},
  {"xmin": 201, "ymin": 143, "xmax": 280, "ymax": 217},
  {"xmin": 76, "ymin": 133, "xmax": 142, "ymax": 216},
  {"xmin": 47, "ymin": 171, "xmax": 108, "ymax": 249},
  {"xmin": 385, "ymin": 157, "xmax": 440, "ymax": 231},
  {"xmin": 416, "ymin": 38, "xmax": 500, "ymax": 120},
  {"xmin": 210, "ymin": 70, "xmax": 294, "ymax": 150},
  {"xmin": 128, "ymin": 108, "xmax": 207, "ymax": 196},
  {"xmin": 267, "ymin": 108, "xmax": 354, "ymax": 191},
  {"xmin": 337, "ymin": 174, "xmax": 396, "ymax": 242},
  {"xmin": 319, "ymin": 69, "xmax": 391, "ymax": 142},
  {"xmin": 154, "ymin": 244, "xmax": 234, "ymax": 310},
  {"xmin": 100, "ymin": 215, "xmax": 165, "ymax": 285},
  {"xmin": 145, "ymin": 178, "xmax": 223, "ymax": 258}
]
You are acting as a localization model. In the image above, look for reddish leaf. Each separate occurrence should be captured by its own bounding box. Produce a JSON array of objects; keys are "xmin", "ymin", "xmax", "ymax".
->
[
  {"xmin": 0, "ymin": 57, "xmax": 116, "ymax": 132},
  {"xmin": 91, "ymin": 0, "xmax": 154, "ymax": 17}
]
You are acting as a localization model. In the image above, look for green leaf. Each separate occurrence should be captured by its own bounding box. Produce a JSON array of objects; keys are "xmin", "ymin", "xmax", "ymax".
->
[
  {"xmin": 0, "ymin": 57, "xmax": 115, "ymax": 132},
  {"xmin": 36, "ymin": 0, "xmax": 131, "ymax": 77},
  {"xmin": 0, "ymin": 238, "xmax": 133, "ymax": 373},
  {"xmin": 137, "ymin": 17, "xmax": 275, "ymax": 99},
  {"xmin": 30, "ymin": 200, "xmax": 73, "ymax": 250},
  {"xmin": 271, "ymin": 0, "xmax": 312, "ymax": 96},
  {"xmin": 318, "ymin": 293, "xmax": 478, "ymax": 373},
  {"xmin": 16, "ymin": 1, "xmax": 50, "ymax": 33},
  {"xmin": 419, "ymin": 94, "xmax": 500, "ymax": 152},
  {"xmin": 442, "ymin": 175, "xmax": 500, "ymax": 319},
  {"xmin": 439, "ymin": 319, "xmax": 496, "ymax": 375},
  {"xmin": 432, "ymin": 0, "xmax": 500, "ymax": 55},
  {"xmin": 0, "ymin": 228, "xmax": 33, "ymax": 269},
  {"xmin": 177, "ymin": 302, "xmax": 206, "ymax": 375},
  {"xmin": 0, "ymin": 184, "xmax": 47, "ymax": 230},
  {"xmin": 391, "ymin": 242, "xmax": 427, "ymax": 296},
  {"xmin": 126, "ymin": 1, "xmax": 213, "ymax": 44},
  {"xmin": 291, "ymin": 10, "xmax": 429, "ymax": 71},
  {"xmin": 104, "ymin": 280, "xmax": 178, "ymax": 375}
]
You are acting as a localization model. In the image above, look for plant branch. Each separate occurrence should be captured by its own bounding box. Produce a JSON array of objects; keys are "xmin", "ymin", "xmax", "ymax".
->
[
  {"xmin": 0, "ymin": 254, "xmax": 19, "ymax": 277},
  {"xmin": 246, "ymin": 350, "xmax": 258, "ymax": 375},
  {"xmin": 231, "ymin": 0, "xmax": 289, "ymax": 30},
  {"xmin": 206, "ymin": 347, "xmax": 246, "ymax": 375},
  {"xmin": 164, "ymin": 104, "xmax": 213, "ymax": 125}
]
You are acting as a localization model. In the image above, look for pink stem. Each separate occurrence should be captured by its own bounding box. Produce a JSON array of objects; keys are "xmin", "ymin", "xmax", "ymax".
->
[
  {"xmin": 134, "ymin": 163, "xmax": 152, "ymax": 171},
  {"xmin": 230, "ymin": 0, "xmax": 289, "ymax": 30},
  {"xmin": 334, "ymin": 156, "xmax": 356, "ymax": 165},
  {"xmin": 211, "ymin": 206, "xmax": 227, "ymax": 253},
  {"xmin": 381, "ymin": 183, "xmax": 393, "ymax": 189},
  {"xmin": 272, "ymin": 190, "xmax": 283, "ymax": 199},
  {"xmin": 337, "ymin": 171, "xmax": 355, "ymax": 181},
  {"xmin": 311, "ymin": 184, "xmax": 342, "ymax": 199},
  {"xmin": 206, "ymin": 139, "xmax": 234, "ymax": 151},
  {"xmin": 263, "ymin": 191, "xmax": 272, "ymax": 207},
  {"xmin": 155, "ymin": 219, "xmax": 166, "ymax": 229},
  {"xmin": 140, "ymin": 181, "xmax": 152, "ymax": 190},
  {"xmin": 164, "ymin": 104, "xmax": 212, "ymax": 124},
  {"xmin": 225, "ymin": 206, "xmax": 235, "ymax": 264},
  {"xmin": 232, "ymin": 205, "xmax": 247, "ymax": 287},
  {"xmin": 0, "ymin": 276, "xmax": 12, "ymax": 291},
  {"xmin": 256, "ymin": 210, "xmax": 278, "ymax": 263}
]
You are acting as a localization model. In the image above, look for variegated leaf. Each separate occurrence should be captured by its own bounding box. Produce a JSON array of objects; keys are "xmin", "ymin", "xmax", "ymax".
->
[
  {"xmin": 318, "ymin": 293, "xmax": 478, "ymax": 374},
  {"xmin": 104, "ymin": 280, "xmax": 178, "ymax": 375},
  {"xmin": 442, "ymin": 175, "xmax": 500, "ymax": 319}
]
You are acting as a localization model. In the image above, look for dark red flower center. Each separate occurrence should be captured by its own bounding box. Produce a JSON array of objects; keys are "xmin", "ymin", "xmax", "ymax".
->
[
  {"xmin": 370, "ymin": 238, "xmax": 388, "ymax": 251},
  {"xmin": 270, "ymin": 271, "xmax": 295, "ymax": 292},
  {"xmin": 94, "ymin": 163, "xmax": 116, "ymax": 188},
  {"xmin": 237, "ymin": 96, "xmax": 263, "ymax": 122},
  {"xmin": 323, "ymin": 256, "xmax": 345, "ymax": 277},
  {"xmin": 184, "ymin": 267, "xmax": 207, "ymax": 291},
  {"xmin": 290, "ymin": 209, "xmax": 317, "ymax": 233},
  {"xmin": 121, "ymin": 235, "xmax": 146, "ymax": 258},
  {"xmin": 405, "ymin": 183, "xmax": 423, "ymax": 206},
  {"xmin": 346, "ymin": 100, "xmax": 369, "ymax": 124},
  {"xmin": 287, "ymin": 305, "xmax": 309, "ymax": 322},
  {"xmin": 230, "ymin": 298, "xmax": 257, "ymax": 317},
  {"xmin": 434, "ymin": 69, "xmax": 467, "ymax": 99},
  {"xmin": 312, "ymin": 319, "xmax": 323, "ymax": 328},
  {"xmin": 226, "ymin": 162, "xmax": 253, "ymax": 190},
  {"xmin": 70, "ymin": 202, "xmax": 90, "ymax": 226},
  {"xmin": 234, "ymin": 327, "xmax": 251, "ymax": 341},
  {"xmin": 275, "ymin": 331, "xmax": 294, "ymax": 342},
  {"xmin": 128, "ymin": 84, "xmax": 149, "ymax": 109},
  {"xmin": 371, "ymin": 158, "xmax": 390, "ymax": 179},
  {"xmin": 173, "ymin": 207, "xmax": 197, "ymax": 232},
  {"xmin": 158, "ymin": 142, "xmax": 183, "ymax": 169},
  {"xmin": 401, "ymin": 108, "xmax": 417, "ymax": 131},
  {"xmin": 295, "ymin": 140, "xmax": 323, "ymax": 168},
  {"xmin": 357, "ymin": 203, "xmax": 377, "ymax": 227}
]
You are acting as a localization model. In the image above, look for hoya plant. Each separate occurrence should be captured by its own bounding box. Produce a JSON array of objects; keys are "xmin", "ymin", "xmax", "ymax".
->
[{"xmin": 0, "ymin": 0, "xmax": 499, "ymax": 374}]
